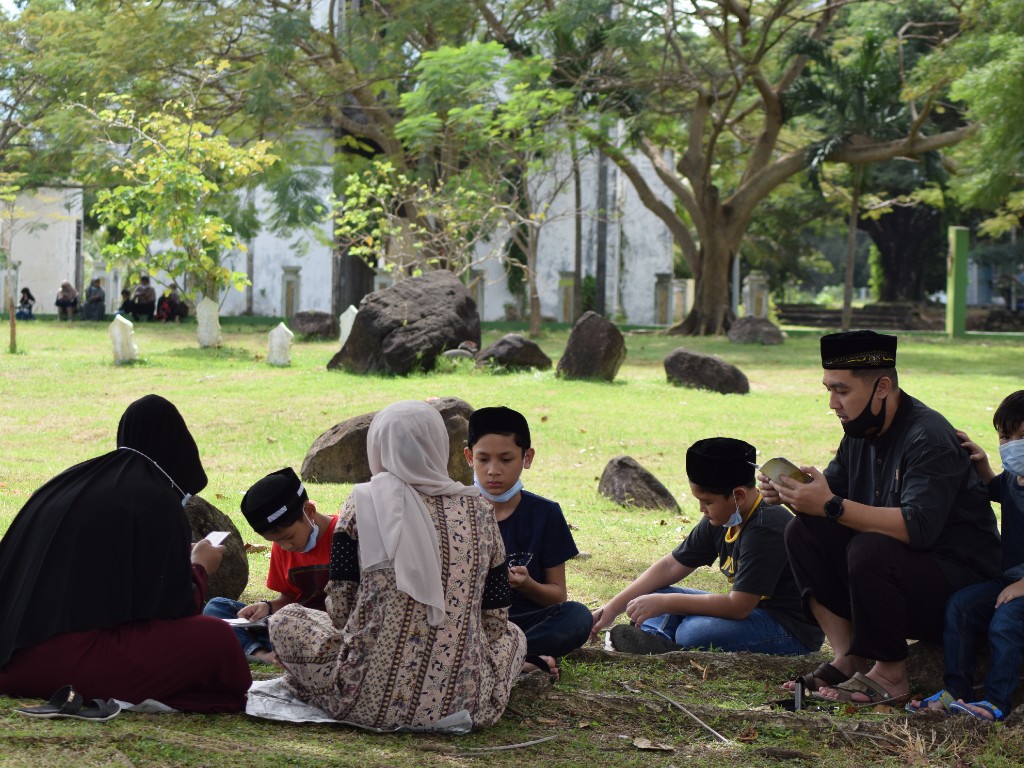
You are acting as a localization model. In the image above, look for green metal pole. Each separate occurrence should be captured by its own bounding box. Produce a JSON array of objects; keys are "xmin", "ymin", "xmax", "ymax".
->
[{"xmin": 946, "ymin": 226, "xmax": 968, "ymax": 338}]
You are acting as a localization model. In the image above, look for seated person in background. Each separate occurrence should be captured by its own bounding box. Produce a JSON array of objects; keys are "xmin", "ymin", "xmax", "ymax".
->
[
  {"xmin": 54, "ymin": 281, "xmax": 78, "ymax": 320},
  {"xmin": 130, "ymin": 275, "xmax": 156, "ymax": 321},
  {"xmin": 465, "ymin": 406, "xmax": 592, "ymax": 679},
  {"xmin": 15, "ymin": 288, "xmax": 35, "ymax": 320},
  {"xmin": 81, "ymin": 278, "xmax": 106, "ymax": 321},
  {"xmin": 156, "ymin": 286, "xmax": 188, "ymax": 322},
  {"xmin": 591, "ymin": 437, "xmax": 824, "ymax": 656},
  {"xmin": 909, "ymin": 390, "xmax": 1024, "ymax": 722},
  {"xmin": 114, "ymin": 288, "xmax": 132, "ymax": 317},
  {"xmin": 203, "ymin": 467, "xmax": 338, "ymax": 665},
  {"xmin": 767, "ymin": 331, "xmax": 1000, "ymax": 705},
  {"xmin": 268, "ymin": 400, "xmax": 526, "ymax": 730},
  {"xmin": 0, "ymin": 394, "xmax": 251, "ymax": 712}
]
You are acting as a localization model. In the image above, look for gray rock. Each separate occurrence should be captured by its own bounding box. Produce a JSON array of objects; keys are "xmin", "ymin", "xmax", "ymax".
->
[
  {"xmin": 598, "ymin": 456, "xmax": 680, "ymax": 512},
  {"xmin": 476, "ymin": 333, "xmax": 552, "ymax": 371},
  {"xmin": 441, "ymin": 349, "xmax": 475, "ymax": 361},
  {"xmin": 556, "ymin": 311, "xmax": 626, "ymax": 382},
  {"xmin": 301, "ymin": 397, "xmax": 474, "ymax": 484},
  {"xmin": 327, "ymin": 271, "xmax": 480, "ymax": 376},
  {"xmin": 184, "ymin": 495, "xmax": 248, "ymax": 601},
  {"xmin": 727, "ymin": 316, "xmax": 785, "ymax": 345},
  {"xmin": 292, "ymin": 310, "xmax": 338, "ymax": 339},
  {"xmin": 664, "ymin": 348, "xmax": 750, "ymax": 395}
]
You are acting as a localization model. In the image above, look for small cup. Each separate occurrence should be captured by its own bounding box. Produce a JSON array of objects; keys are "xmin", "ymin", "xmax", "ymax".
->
[{"xmin": 506, "ymin": 552, "xmax": 534, "ymax": 569}]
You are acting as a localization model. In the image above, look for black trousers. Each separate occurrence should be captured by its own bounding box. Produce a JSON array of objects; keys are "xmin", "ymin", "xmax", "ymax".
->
[{"xmin": 784, "ymin": 515, "xmax": 953, "ymax": 661}]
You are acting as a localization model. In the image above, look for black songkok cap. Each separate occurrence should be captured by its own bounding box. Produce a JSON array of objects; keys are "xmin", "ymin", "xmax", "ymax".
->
[
  {"xmin": 241, "ymin": 467, "xmax": 308, "ymax": 534},
  {"xmin": 685, "ymin": 437, "xmax": 756, "ymax": 489},
  {"xmin": 467, "ymin": 406, "xmax": 531, "ymax": 449},
  {"xmin": 820, "ymin": 330, "xmax": 897, "ymax": 370}
]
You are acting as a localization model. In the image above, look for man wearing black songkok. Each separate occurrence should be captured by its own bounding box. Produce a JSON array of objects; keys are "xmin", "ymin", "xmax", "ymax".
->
[{"xmin": 761, "ymin": 331, "xmax": 1000, "ymax": 704}]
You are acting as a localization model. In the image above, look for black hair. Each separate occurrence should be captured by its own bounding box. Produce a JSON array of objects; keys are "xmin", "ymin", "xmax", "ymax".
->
[
  {"xmin": 851, "ymin": 367, "xmax": 899, "ymax": 387},
  {"xmin": 994, "ymin": 390, "xmax": 1024, "ymax": 436},
  {"xmin": 690, "ymin": 479, "xmax": 757, "ymax": 497},
  {"xmin": 467, "ymin": 430, "xmax": 529, "ymax": 452}
]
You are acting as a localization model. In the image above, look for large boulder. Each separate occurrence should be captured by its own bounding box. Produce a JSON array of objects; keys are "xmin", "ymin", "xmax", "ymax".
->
[
  {"xmin": 556, "ymin": 311, "xmax": 626, "ymax": 382},
  {"xmin": 292, "ymin": 311, "xmax": 338, "ymax": 339},
  {"xmin": 184, "ymin": 495, "xmax": 248, "ymax": 601},
  {"xmin": 664, "ymin": 348, "xmax": 750, "ymax": 395},
  {"xmin": 727, "ymin": 316, "xmax": 784, "ymax": 345},
  {"xmin": 598, "ymin": 456, "xmax": 680, "ymax": 512},
  {"xmin": 476, "ymin": 333, "xmax": 552, "ymax": 371},
  {"xmin": 301, "ymin": 397, "xmax": 474, "ymax": 484},
  {"xmin": 327, "ymin": 271, "xmax": 480, "ymax": 375}
]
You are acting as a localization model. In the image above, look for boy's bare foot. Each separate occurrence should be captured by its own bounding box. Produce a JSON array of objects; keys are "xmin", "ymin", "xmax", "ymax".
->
[{"xmin": 248, "ymin": 649, "xmax": 281, "ymax": 667}]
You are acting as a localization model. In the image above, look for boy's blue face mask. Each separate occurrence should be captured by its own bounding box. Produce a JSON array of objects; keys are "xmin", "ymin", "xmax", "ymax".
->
[
  {"xmin": 299, "ymin": 512, "xmax": 320, "ymax": 553},
  {"xmin": 474, "ymin": 475, "xmax": 523, "ymax": 503},
  {"xmin": 1000, "ymin": 439, "xmax": 1024, "ymax": 477}
]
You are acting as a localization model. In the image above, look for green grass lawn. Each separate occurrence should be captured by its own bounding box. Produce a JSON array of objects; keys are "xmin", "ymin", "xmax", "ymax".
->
[{"xmin": 1, "ymin": 318, "xmax": 1022, "ymax": 767}]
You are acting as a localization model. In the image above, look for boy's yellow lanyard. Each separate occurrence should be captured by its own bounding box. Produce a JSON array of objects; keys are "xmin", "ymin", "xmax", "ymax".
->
[{"xmin": 720, "ymin": 491, "xmax": 763, "ymax": 584}]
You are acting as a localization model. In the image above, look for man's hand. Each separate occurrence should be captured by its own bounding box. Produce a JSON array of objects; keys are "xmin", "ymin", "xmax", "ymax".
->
[
  {"xmin": 773, "ymin": 467, "xmax": 833, "ymax": 515},
  {"xmin": 238, "ymin": 601, "xmax": 271, "ymax": 621},
  {"xmin": 757, "ymin": 471, "xmax": 782, "ymax": 504}
]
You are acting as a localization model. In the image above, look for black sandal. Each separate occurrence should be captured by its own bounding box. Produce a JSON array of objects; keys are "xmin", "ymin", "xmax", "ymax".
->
[
  {"xmin": 15, "ymin": 685, "xmax": 121, "ymax": 722},
  {"xmin": 793, "ymin": 662, "xmax": 848, "ymax": 693}
]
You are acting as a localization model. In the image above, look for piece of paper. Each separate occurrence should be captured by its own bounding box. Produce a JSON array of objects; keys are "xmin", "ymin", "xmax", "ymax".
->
[
  {"xmin": 759, "ymin": 457, "xmax": 812, "ymax": 485},
  {"xmin": 204, "ymin": 530, "xmax": 230, "ymax": 546},
  {"xmin": 225, "ymin": 617, "xmax": 267, "ymax": 628}
]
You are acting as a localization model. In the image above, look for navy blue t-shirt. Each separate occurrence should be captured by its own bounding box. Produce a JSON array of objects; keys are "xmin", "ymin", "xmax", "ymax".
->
[
  {"xmin": 496, "ymin": 490, "xmax": 578, "ymax": 616},
  {"xmin": 990, "ymin": 471, "xmax": 1024, "ymax": 574}
]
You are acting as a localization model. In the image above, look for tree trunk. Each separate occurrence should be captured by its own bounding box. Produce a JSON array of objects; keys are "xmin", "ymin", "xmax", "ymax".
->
[
  {"xmin": 527, "ymin": 226, "xmax": 542, "ymax": 338},
  {"xmin": 860, "ymin": 204, "xmax": 943, "ymax": 302},
  {"xmin": 571, "ymin": 135, "xmax": 583, "ymax": 322},
  {"xmin": 841, "ymin": 166, "xmax": 863, "ymax": 332},
  {"xmin": 7, "ymin": 291, "xmax": 15, "ymax": 355},
  {"xmin": 668, "ymin": 239, "xmax": 735, "ymax": 335}
]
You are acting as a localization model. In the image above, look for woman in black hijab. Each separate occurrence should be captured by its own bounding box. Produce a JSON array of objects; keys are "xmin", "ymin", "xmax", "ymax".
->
[{"xmin": 0, "ymin": 395, "xmax": 251, "ymax": 712}]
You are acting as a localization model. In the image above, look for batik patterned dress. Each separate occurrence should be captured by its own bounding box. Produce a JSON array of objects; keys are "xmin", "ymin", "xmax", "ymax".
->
[{"xmin": 269, "ymin": 490, "xmax": 526, "ymax": 729}]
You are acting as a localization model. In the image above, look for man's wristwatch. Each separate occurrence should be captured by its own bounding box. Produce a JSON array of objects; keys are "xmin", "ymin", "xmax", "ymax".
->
[{"xmin": 824, "ymin": 495, "xmax": 845, "ymax": 522}]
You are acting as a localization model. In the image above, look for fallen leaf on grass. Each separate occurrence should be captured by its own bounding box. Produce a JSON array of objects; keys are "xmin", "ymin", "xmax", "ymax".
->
[
  {"xmin": 245, "ymin": 543, "xmax": 270, "ymax": 554},
  {"xmin": 689, "ymin": 659, "xmax": 710, "ymax": 679},
  {"xmin": 578, "ymin": 721, "xmax": 593, "ymax": 729},
  {"xmin": 736, "ymin": 728, "xmax": 758, "ymax": 743},
  {"xmin": 215, "ymin": 493, "xmax": 226, "ymax": 500},
  {"xmin": 633, "ymin": 737, "xmax": 674, "ymax": 752}
]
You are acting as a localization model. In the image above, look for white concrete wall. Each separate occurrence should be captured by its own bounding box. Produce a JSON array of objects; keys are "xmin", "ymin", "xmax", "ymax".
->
[
  {"xmin": 469, "ymin": 139, "xmax": 675, "ymax": 325},
  {"xmin": 1, "ymin": 188, "xmax": 83, "ymax": 316}
]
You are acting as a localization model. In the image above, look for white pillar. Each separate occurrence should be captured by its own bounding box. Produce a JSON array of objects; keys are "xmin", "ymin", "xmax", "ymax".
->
[
  {"xmin": 267, "ymin": 322, "xmax": 294, "ymax": 366},
  {"xmin": 108, "ymin": 314, "xmax": 139, "ymax": 364},
  {"xmin": 196, "ymin": 296, "xmax": 222, "ymax": 348}
]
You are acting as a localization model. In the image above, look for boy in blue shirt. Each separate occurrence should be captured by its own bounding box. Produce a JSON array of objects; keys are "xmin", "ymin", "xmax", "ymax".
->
[
  {"xmin": 465, "ymin": 407, "xmax": 591, "ymax": 680},
  {"xmin": 909, "ymin": 390, "xmax": 1024, "ymax": 721}
]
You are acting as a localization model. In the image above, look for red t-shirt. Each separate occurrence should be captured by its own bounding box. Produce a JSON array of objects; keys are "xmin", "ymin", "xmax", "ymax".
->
[{"xmin": 265, "ymin": 515, "xmax": 338, "ymax": 610}]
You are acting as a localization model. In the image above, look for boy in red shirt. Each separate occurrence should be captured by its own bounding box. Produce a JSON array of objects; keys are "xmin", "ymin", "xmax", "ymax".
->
[{"xmin": 203, "ymin": 467, "xmax": 337, "ymax": 664}]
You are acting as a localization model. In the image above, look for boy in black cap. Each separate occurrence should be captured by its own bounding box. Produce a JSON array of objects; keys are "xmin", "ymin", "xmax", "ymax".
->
[
  {"xmin": 591, "ymin": 437, "xmax": 823, "ymax": 656},
  {"xmin": 762, "ymin": 330, "xmax": 999, "ymax": 704},
  {"xmin": 202, "ymin": 467, "xmax": 338, "ymax": 664},
  {"xmin": 465, "ymin": 406, "xmax": 592, "ymax": 679}
]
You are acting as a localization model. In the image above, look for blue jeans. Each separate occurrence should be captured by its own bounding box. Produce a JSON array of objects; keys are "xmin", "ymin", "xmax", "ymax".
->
[
  {"xmin": 943, "ymin": 578, "xmax": 1024, "ymax": 712},
  {"xmin": 203, "ymin": 597, "xmax": 273, "ymax": 656},
  {"xmin": 638, "ymin": 587, "xmax": 814, "ymax": 655},
  {"xmin": 511, "ymin": 601, "xmax": 592, "ymax": 658}
]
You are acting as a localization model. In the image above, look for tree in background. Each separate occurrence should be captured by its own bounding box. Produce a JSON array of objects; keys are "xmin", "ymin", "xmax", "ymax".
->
[
  {"xmin": 510, "ymin": 0, "xmax": 973, "ymax": 334},
  {"xmin": 88, "ymin": 70, "xmax": 278, "ymax": 347}
]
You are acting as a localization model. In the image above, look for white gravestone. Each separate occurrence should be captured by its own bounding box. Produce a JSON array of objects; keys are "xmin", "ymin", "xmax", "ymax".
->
[
  {"xmin": 267, "ymin": 322, "xmax": 294, "ymax": 366},
  {"xmin": 108, "ymin": 315, "xmax": 139, "ymax": 364},
  {"xmin": 338, "ymin": 305, "xmax": 358, "ymax": 350},
  {"xmin": 196, "ymin": 296, "xmax": 223, "ymax": 348}
]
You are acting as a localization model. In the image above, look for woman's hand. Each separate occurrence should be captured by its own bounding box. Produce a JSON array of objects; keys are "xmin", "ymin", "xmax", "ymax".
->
[{"xmin": 190, "ymin": 539, "xmax": 224, "ymax": 575}]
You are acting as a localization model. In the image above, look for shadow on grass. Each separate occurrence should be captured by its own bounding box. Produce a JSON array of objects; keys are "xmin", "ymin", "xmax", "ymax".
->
[{"xmin": 164, "ymin": 346, "xmax": 259, "ymax": 362}]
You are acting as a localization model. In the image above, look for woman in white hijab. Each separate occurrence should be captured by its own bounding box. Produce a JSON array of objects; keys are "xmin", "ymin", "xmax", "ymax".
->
[{"xmin": 269, "ymin": 401, "xmax": 526, "ymax": 730}]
